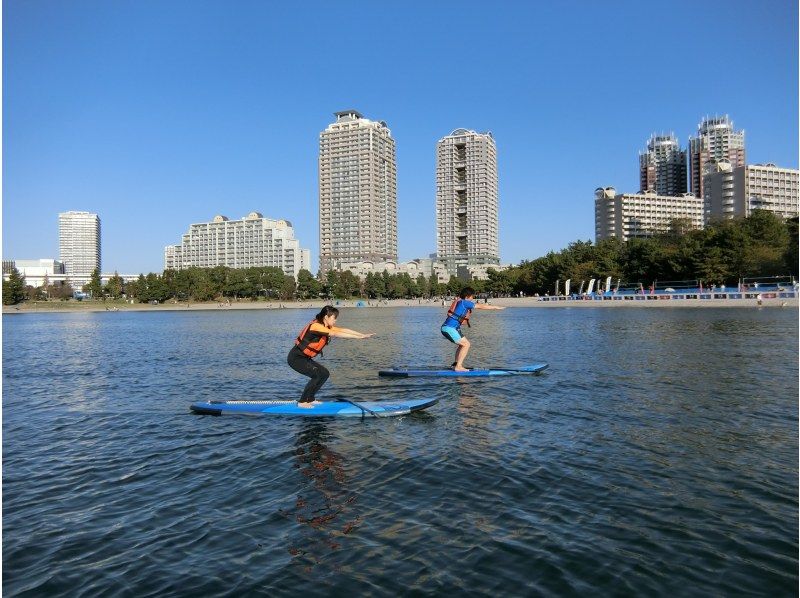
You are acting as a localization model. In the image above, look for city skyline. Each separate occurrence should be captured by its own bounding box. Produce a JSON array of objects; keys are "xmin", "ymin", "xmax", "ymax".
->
[{"xmin": 3, "ymin": 1, "xmax": 798, "ymax": 274}]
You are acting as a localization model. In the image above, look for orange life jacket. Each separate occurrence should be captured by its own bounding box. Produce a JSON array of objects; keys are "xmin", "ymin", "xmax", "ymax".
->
[
  {"xmin": 295, "ymin": 320, "xmax": 331, "ymax": 357},
  {"xmin": 447, "ymin": 298, "xmax": 472, "ymax": 328}
]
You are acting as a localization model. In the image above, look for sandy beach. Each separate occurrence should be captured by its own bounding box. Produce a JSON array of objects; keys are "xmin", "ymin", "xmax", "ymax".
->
[{"xmin": 3, "ymin": 295, "xmax": 797, "ymax": 314}]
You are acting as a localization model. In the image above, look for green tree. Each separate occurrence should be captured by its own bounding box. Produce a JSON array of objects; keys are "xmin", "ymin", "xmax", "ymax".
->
[
  {"xmin": 224, "ymin": 269, "xmax": 250, "ymax": 299},
  {"xmin": 3, "ymin": 267, "xmax": 26, "ymax": 305},
  {"xmin": 323, "ymin": 270, "xmax": 338, "ymax": 300},
  {"xmin": 279, "ymin": 275, "xmax": 297, "ymax": 300},
  {"xmin": 416, "ymin": 273, "xmax": 429, "ymax": 298},
  {"xmin": 296, "ymin": 269, "xmax": 322, "ymax": 300},
  {"xmin": 784, "ymin": 217, "xmax": 798, "ymax": 275},
  {"xmin": 446, "ymin": 276, "xmax": 462, "ymax": 296},
  {"xmin": 145, "ymin": 273, "xmax": 170, "ymax": 302},
  {"xmin": 106, "ymin": 272, "xmax": 124, "ymax": 298},
  {"xmin": 364, "ymin": 271, "xmax": 386, "ymax": 298},
  {"xmin": 486, "ymin": 268, "xmax": 513, "ymax": 296},
  {"xmin": 260, "ymin": 267, "xmax": 290, "ymax": 299},
  {"xmin": 333, "ymin": 271, "xmax": 360, "ymax": 298},
  {"xmin": 83, "ymin": 268, "xmax": 103, "ymax": 299}
]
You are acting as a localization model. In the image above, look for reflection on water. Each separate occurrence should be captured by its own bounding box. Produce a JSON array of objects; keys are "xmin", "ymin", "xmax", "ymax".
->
[{"xmin": 282, "ymin": 423, "xmax": 361, "ymax": 571}]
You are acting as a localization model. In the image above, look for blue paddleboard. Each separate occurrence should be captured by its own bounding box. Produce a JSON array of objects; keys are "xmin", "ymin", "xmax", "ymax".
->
[
  {"xmin": 378, "ymin": 363, "xmax": 549, "ymax": 378},
  {"xmin": 190, "ymin": 397, "xmax": 438, "ymax": 417}
]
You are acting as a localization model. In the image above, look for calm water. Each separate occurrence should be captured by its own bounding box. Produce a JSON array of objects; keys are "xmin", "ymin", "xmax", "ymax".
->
[{"xmin": 3, "ymin": 307, "xmax": 798, "ymax": 596}]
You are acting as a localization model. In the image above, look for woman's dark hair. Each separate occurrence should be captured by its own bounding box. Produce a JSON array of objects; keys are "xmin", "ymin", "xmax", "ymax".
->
[
  {"xmin": 315, "ymin": 305, "xmax": 340, "ymax": 323},
  {"xmin": 459, "ymin": 287, "xmax": 475, "ymax": 299}
]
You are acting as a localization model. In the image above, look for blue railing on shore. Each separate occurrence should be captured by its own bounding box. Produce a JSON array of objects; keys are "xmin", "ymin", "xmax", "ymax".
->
[{"xmin": 537, "ymin": 290, "xmax": 798, "ymax": 302}]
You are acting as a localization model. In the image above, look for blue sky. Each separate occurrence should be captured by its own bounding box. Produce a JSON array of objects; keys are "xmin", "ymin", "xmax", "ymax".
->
[{"xmin": 3, "ymin": 0, "xmax": 798, "ymax": 274}]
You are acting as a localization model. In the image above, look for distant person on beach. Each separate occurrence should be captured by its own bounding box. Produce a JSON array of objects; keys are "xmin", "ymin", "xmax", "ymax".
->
[
  {"xmin": 288, "ymin": 305, "xmax": 374, "ymax": 408},
  {"xmin": 440, "ymin": 287, "xmax": 504, "ymax": 371}
]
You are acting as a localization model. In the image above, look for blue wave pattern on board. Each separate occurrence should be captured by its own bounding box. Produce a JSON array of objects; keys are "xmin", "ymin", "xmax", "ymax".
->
[{"xmin": 2, "ymin": 307, "xmax": 798, "ymax": 596}]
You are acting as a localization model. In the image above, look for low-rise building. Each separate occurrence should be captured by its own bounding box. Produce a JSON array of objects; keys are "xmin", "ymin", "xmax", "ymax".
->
[
  {"xmin": 457, "ymin": 263, "xmax": 510, "ymax": 282},
  {"xmin": 337, "ymin": 258, "xmax": 450, "ymax": 283},
  {"xmin": 595, "ymin": 187, "xmax": 704, "ymax": 242},
  {"xmin": 2, "ymin": 259, "xmax": 64, "ymax": 288}
]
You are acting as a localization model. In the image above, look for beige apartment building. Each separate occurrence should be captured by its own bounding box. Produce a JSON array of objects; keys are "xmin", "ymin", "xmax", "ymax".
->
[
  {"xmin": 595, "ymin": 187, "xmax": 704, "ymax": 242},
  {"xmin": 703, "ymin": 162, "xmax": 799, "ymax": 222},
  {"xmin": 164, "ymin": 212, "xmax": 311, "ymax": 278},
  {"xmin": 688, "ymin": 115, "xmax": 746, "ymax": 199},
  {"xmin": 318, "ymin": 110, "xmax": 397, "ymax": 273},
  {"xmin": 435, "ymin": 129, "xmax": 499, "ymax": 276}
]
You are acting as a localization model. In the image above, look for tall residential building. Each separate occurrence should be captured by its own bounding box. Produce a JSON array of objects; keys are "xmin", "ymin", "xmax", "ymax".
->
[
  {"xmin": 318, "ymin": 110, "xmax": 397, "ymax": 273},
  {"xmin": 164, "ymin": 212, "xmax": 311, "ymax": 278},
  {"xmin": 58, "ymin": 211, "xmax": 101, "ymax": 286},
  {"xmin": 688, "ymin": 115, "xmax": 745, "ymax": 200},
  {"xmin": 639, "ymin": 134, "xmax": 687, "ymax": 196},
  {"xmin": 594, "ymin": 187, "xmax": 704, "ymax": 242},
  {"xmin": 703, "ymin": 162, "xmax": 799, "ymax": 222},
  {"xmin": 435, "ymin": 128, "xmax": 499, "ymax": 275}
]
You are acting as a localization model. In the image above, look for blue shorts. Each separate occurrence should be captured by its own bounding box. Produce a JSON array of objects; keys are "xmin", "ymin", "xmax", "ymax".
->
[{"xmin": 440, "ymin": 325, "xmax": 463, "ymax": 343}]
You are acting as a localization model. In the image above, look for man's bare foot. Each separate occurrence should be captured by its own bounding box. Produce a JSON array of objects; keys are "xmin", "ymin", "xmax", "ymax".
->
[
  {"xmin": 453, "ymin": 366, "xmax": 470, "ymax": 372},
  {"xmin": 297, "ymin": 401, "xmax": 315, "ymax": 408}
]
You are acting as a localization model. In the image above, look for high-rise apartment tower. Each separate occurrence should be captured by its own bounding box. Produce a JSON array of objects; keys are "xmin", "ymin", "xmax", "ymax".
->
[
  {"xmin": 435, "ymin": 129, "xmax": 499, "ymax": 275},
  {"xmin": 58, "ymin": 211, "xmax": 101, "ymax": 286},
  {"xmin": 639, "ymin": 134, "xmax": 687, "ymax": 196},
  {"xmin": 688, "ymin": 115, "xmax": 745, "ymax": 199},
  {"xmin": 318, "ymin": 110, "xmax": 397, "ymax": 273}
]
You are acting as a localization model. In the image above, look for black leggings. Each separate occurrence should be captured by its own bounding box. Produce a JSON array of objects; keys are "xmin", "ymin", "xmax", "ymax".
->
[{"xmin": 287, "ymin": 347, "xmax": 330, "ymax": 402}]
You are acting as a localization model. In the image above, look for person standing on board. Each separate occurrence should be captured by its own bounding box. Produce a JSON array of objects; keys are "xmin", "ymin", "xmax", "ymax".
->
[
  {"xmin": 289, "ymin": 305, "xmax": 374, "ymax": 408},
  {"xmin": 440, "ymin": 287, "xmax": 505, "ymax": 371}
]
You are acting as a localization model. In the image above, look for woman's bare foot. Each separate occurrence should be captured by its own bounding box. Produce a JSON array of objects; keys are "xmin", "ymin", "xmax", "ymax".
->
[
  {"xmin": 453, "ymin": 366, "xmax": 470, "ymax": 372},
  {"xmin": 297, "ymin": 401, "xmax": 315, "ymax": 408}
]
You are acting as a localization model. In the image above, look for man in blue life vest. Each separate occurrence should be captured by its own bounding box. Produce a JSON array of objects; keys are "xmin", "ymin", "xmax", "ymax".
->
[{"xmin": 440, "ymin": 287, "xmax": 505, "ymax": 371}]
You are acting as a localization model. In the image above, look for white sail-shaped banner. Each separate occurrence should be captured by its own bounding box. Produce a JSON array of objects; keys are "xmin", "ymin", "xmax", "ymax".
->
[
  {"xmin": 565, "ymin": 279, "xmax": 571, "ymax": 296},
  {"xmin": 605, "ymin": 276, "xmax": 612, "ymax": 293},
  {"xmin": 587, "ymin": 279, "xmax": 596, "ymax": 294}
]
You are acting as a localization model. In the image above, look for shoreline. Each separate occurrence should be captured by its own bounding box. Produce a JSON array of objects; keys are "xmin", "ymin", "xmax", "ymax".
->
[{"xmin": 3, "ymin": 296, "xmax": 797, "ymax": 314}]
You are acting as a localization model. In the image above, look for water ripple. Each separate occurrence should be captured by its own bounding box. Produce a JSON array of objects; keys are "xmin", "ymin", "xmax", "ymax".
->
[{"xmin": 3, "ymin": 308, "xmax": 797, "ymax": 595}]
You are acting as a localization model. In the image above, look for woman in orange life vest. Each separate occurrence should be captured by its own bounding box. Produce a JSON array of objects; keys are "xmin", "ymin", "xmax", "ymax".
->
[
  {"xmin": 441, "ymin": 287, "xmax": 505, "ymax": 372},
  {"xmin": 288, "ymin": 305, "xmax": 374, "ymax": 408}
]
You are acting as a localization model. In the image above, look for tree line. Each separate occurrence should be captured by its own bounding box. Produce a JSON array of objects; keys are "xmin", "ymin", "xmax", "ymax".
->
[
  {"xmin": 500, "ymin": 210, "xmax": 797, "ymax": 296},
  {"xmin": 4, "ymin": 210, "xmax": 797, "ymax": 305}
]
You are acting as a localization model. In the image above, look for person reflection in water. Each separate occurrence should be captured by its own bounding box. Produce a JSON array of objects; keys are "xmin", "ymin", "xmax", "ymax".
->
[
  {"xmin": 288, "ymin": 306, "xmax": 374, "ymax": 408},
  {"xmin": 281, "ymin": 423, "xmax": 361, "ymax": 569}
]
